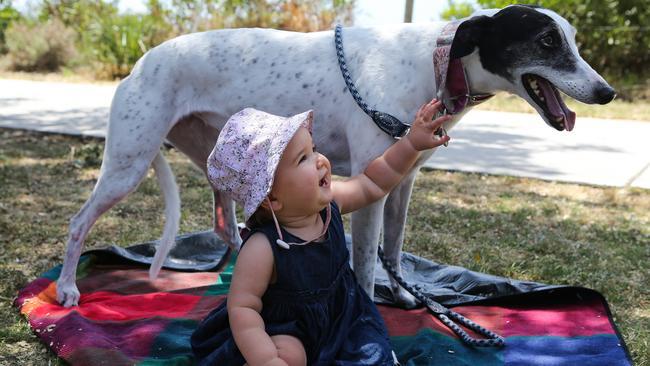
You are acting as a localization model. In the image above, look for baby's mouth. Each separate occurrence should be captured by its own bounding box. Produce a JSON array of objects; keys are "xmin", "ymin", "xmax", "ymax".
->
[{"xmin": 319, "ymin": 175, "xmax": 329, "ymax": 187}]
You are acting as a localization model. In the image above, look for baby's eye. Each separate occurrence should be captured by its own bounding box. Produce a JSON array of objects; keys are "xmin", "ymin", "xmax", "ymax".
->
[
  {"xmin": 312, "ymin": 145, "xmax": 317, "ymax": 153},
  {"xmin": 299, "ymin": 155, "xmax": 307, "ymax": 163}
]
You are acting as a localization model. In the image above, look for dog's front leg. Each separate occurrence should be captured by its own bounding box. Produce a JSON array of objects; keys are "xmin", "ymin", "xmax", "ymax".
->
[
  {"xmin": 383, "ymin": 170, "xmax": 419, "ymax": 307},
  {"xmin": 351, "ymin": 196, "xmax": 386, "ymax": 299}
]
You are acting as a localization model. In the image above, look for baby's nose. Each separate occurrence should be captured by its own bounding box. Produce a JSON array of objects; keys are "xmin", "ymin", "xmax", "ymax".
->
[{"xmin": 317, "ymin": 154, "xmax": 329, "ymax": 169}]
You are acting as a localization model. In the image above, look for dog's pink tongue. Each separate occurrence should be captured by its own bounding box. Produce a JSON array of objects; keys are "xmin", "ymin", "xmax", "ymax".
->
[{"xmin": 538, "ymin": 78, "xmax": 576, "ymax": 131}]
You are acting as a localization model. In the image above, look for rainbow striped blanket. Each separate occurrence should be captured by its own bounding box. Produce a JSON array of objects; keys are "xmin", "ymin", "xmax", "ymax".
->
[{"xmin": 15, "ymin": 232, "xmax": 632, "ymax": 365}]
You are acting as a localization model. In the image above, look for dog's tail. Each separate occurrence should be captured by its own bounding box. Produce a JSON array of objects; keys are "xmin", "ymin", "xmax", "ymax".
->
[{"xmin": 149, "ymin": 151, "xmax": 181, "ymax": 281}]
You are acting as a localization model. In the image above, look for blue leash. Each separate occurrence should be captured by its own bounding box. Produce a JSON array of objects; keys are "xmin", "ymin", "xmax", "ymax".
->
[
  {"xmin": 334, "ymin": 24, "xmax": 449, "ymax": 144},
  {"xmin": 377, "ymin": 246, "xmax": 505, "ymax": 347},
  {"xmin": 334, "ymin": 24, "xmax": 411, "ymax": 139}
]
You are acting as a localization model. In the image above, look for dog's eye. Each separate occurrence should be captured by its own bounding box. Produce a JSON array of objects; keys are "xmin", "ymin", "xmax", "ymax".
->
[{"xmin": 540, "ymin": 34, "xmax": 555, "ymax": 48}]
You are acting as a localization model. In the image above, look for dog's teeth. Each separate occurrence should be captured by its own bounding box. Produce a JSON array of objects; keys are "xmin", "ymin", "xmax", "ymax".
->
[{"xmin": 529, "ymin": 79, "xmax": 543, "ymax": 99}]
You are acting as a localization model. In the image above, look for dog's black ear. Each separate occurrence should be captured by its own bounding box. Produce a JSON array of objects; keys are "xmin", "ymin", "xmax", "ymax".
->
[{"xmin": 450, "ymin": 15, "xmax": 493, "ymax": 59}]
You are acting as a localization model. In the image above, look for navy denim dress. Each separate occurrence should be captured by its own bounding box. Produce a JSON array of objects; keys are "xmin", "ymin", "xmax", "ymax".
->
[{"xmin": 191, "ymin": 202, "xmax": 394, "ymax": 365}]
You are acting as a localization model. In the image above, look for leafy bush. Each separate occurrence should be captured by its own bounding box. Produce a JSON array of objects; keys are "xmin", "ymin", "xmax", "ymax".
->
[
  {"xmin": 34, "ymin": 0, "xmax": 354, "ymax": 79},
  {"xmin": 3, "ymin": 0, "xmax": 354, "ymax": 78},
  {"xmin": 5, "ymin": 18, "xmax": 77, "ymax": 72},
  {"xmin": 40, "ymin": 0, "xmax": 174, "ymax": 79},
  {"xmin": 0, "ymin": 3, "xmax": 22, "ymax": 54},
  {"xmin": 83, "ymin": 13, "xmax": 174, "ymax": 79}
]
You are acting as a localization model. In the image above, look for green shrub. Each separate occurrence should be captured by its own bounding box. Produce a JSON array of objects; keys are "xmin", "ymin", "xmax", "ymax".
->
[
  {"xmin": 0, "ymin": 4, "xmax": 22, "ymax": 54},
  {"xmin": 5, "ymin": 18, "xmax": 77, "ymax": 72},
  {"xmin": 86, "ymin": 13, "xmax": 174, "ymax": 79},
  {"xmin": 38, "ymin": 0, "xmax": 174, "ymax": 79},
  {"xmin": 37, "ymin": 0, "xmax": 354, "ymax": 80}
]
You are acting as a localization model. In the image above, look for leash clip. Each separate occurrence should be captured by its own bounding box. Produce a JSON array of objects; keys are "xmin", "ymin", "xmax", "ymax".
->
[
  {"xmin": 434, "ymin": 109, "xmax": 449, "ymax": 147},
  {"xmin": 393, "ymin": 127, "xmax": 410, "ymax": 141}
]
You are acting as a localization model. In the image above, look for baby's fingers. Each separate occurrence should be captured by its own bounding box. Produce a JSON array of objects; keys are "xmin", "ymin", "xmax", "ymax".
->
[
  {"xmin": 415, "ymin": 103, "xmax": 428, "ymax": 119},
  {"xmin": 416, "ymin": 99, "xmax": 441, "ymax": 121},
  {"xmin": 429, "ymin": 113, "xmax": 452, "ymax": 131},
  {"xmin": 422, "ymin": 100, "xmax": 443, "ymax": 121}
]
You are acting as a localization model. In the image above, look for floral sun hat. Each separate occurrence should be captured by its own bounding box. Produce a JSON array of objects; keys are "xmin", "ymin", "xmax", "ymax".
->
[{"xmin": 207, "ymin": 107, "xmax": 313, "ymax": 221}]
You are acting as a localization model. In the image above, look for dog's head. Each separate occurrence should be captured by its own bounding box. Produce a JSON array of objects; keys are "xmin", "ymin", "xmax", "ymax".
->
[{"xmin": 450, "ymin": 5, "xmax": 616, "ymax": 131}]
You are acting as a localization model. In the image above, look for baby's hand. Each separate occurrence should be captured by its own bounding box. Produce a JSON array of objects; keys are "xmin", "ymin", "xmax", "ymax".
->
[{"xmin": 406, "ymin": 99, "xmax": 452, "ymax": 151}]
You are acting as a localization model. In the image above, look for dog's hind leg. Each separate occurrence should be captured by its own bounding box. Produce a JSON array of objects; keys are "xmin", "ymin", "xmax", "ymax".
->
[
  {"xmin": 148, "ymin": 151, "xmax": 181, "ymax": 280},
  {"xmin": 166, "ymin": 115, "xmax": 242, "ymax": 250},
  {"xmin": 351, "ymin": 197, "xmax": 386, "ymax": 300},
  {"xmin": 382, "ymin": 171, "xmax": 418, "ymax": 307},
  {"xmin": 212, "ymin": 191, "xmax": 241, "ymax": 250}
]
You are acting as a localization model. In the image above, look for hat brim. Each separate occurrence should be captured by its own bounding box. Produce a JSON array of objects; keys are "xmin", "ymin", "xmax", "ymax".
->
[{"xmin": 245, "ymin": 109, "xmax": 313, "ymax": 220}]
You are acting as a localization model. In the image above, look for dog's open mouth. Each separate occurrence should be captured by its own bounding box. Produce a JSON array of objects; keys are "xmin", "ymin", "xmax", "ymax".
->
[{"xmin": 522, "ymin": 74, "xmax": 576, "ymax": 131}]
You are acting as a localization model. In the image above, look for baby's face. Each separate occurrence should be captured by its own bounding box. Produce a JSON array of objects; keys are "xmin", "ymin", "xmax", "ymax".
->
[{"xmin": 271, "ymin": 127, "xmax": 333, "ymax": 215}]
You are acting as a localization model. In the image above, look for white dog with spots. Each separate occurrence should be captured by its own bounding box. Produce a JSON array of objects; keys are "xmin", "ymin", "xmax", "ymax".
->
[{"xmin": 57, "ymin": 5, "xmax": 615, "ymax": 307}]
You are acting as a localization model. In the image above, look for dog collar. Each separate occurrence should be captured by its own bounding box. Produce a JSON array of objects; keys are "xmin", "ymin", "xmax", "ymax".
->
[{"xmin": 434, "ymin": 21, "xmax": 494, "ymax": 115}]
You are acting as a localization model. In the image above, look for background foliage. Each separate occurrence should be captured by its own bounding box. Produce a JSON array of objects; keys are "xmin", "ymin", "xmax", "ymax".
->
[
  {"xmin": 0, "ymin": 0, "xmax": 648, "ymax": 96},
  {"xmin": 5, "ymin": 18, "xmax": 77, "ymax": 72},
  {"xmin": 0, "ymin": 0, "xmax": 21, "ymax": 54},
  {"xmin": 442, "ymin": 0, "xmax": 650, "ymax": 100},
  {"xmin": 0, "ymin": 0, "xmax": 354, "ymax": 78}
]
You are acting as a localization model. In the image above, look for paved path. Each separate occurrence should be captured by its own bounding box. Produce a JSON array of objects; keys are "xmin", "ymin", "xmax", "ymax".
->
[
  {"xmin": 1, "ymin": 78, "xmax": 649, "ymax": 189},
  {"xmin": 425, "ymin": 110, "xmax": 650, "ymax": 189}
]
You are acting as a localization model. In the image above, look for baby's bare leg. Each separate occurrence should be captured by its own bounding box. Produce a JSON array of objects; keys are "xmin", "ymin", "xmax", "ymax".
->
[{"xmin": 242, "ymin": 334, "xmax": 306, "ymax": 366}]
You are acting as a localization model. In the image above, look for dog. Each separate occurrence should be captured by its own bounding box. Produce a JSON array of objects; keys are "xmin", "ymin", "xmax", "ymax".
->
[{"xmin": 56, "ymin": 5, "xmax": 615, "ymax": 307}]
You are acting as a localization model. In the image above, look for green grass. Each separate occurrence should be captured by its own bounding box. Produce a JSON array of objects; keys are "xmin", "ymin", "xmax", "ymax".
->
[{"xmin": 1, "ymin": 129, "xmax": 648, "ymax": 365}]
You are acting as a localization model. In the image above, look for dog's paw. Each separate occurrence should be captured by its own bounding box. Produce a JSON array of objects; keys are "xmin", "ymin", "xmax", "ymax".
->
[
  {"xmin": 56, "ymin": 281, "xmax": 80, "ymax": 307},
  {"xmin": 391, "ymin": 287, "xmax": 419, "ymax": 309}
]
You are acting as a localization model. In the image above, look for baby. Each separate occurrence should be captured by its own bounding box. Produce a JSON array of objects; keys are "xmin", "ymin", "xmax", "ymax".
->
[{"xmin": 191, "ymin": 100, "xmax": 451, "ymax": 365}]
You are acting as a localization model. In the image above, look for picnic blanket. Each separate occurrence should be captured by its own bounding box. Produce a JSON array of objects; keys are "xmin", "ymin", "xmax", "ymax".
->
[{"xmin": 15, "ymin": 231, "xmax": 633, "ymax": 365}]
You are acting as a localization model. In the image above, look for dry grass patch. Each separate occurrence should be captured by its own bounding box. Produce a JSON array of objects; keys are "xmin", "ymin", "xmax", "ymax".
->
[{"xmin": 476, "ymin": 93, "xmax": 650, "ymax": 122}]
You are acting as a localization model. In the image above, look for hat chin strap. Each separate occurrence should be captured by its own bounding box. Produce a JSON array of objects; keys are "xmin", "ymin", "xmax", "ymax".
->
[{"xmin": 267, "ymin": 198, "xmax": 331, "ymax": 250}]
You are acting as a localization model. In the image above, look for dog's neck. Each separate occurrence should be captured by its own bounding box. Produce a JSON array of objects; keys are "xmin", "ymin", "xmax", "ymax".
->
[
  {"xmin": 349, "ymin": 23, "xmax": 440, "ymax": 118},
  {"xmin": 340, "ymin": 24, "xmax": 503, "ymax": 131},
  {"xmin": 461, "ymin": 51, "xmax": 512, "ymax": 96}
]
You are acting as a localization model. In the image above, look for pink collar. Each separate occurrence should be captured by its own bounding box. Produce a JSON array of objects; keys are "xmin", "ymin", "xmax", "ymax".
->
[{"xmin": 433, "ymin": 21, "xmax": 494, "ymax": 115}]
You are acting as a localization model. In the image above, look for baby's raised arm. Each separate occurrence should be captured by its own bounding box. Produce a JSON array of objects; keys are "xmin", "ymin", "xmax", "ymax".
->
[
  {"xmin": 333, "ymin": 99, "xmax": 451, "ymax": 214},
  {"xmin": 227, "ymin": 234, "xmax": 286, "ymax": 365}
]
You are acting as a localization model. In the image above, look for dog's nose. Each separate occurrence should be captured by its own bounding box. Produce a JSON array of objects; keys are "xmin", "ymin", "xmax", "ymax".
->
[{"xmin": 594, "ymin": 84, "xmax": 616, "ymax": 104}]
